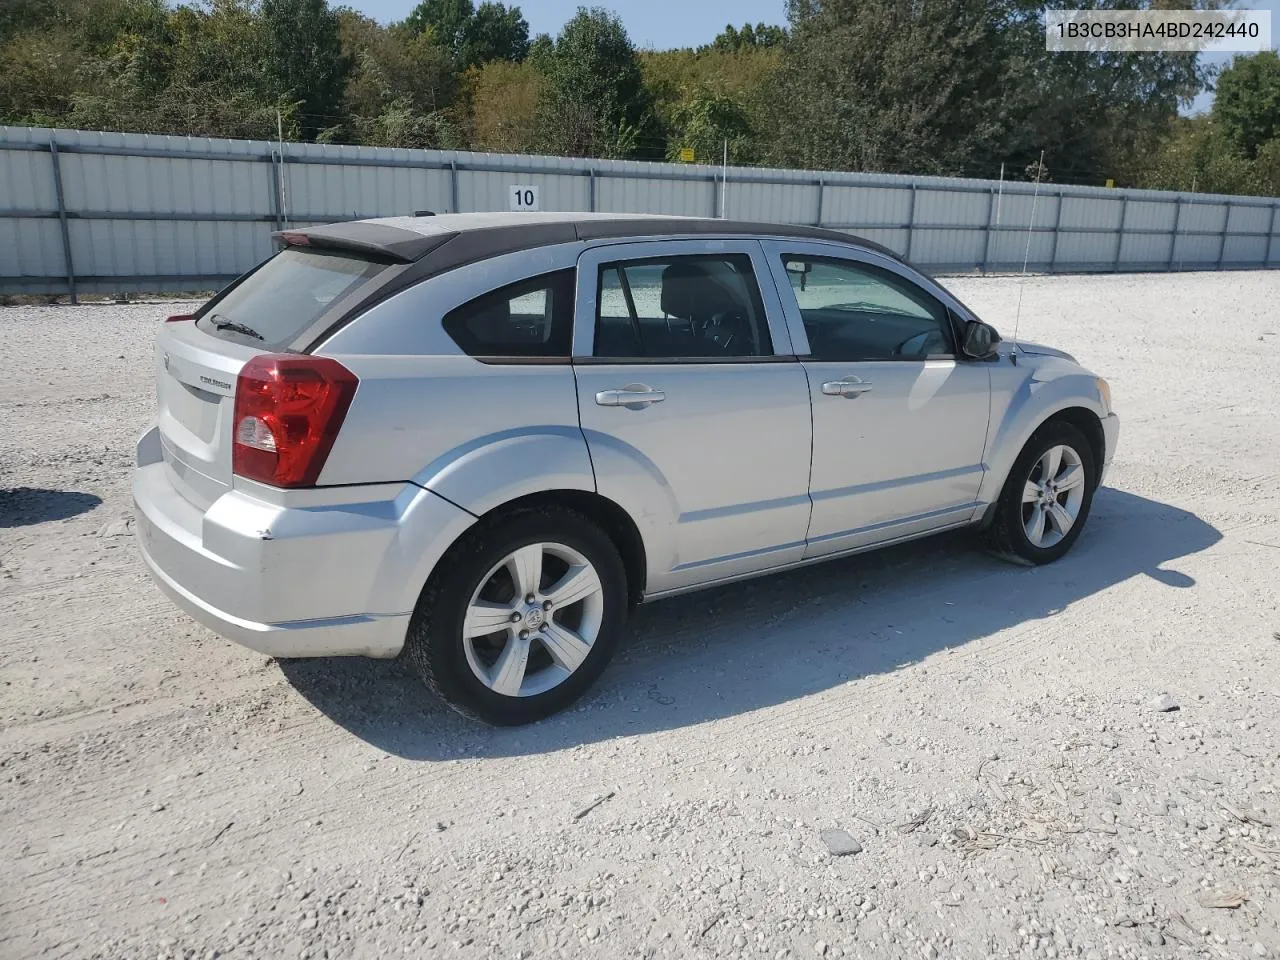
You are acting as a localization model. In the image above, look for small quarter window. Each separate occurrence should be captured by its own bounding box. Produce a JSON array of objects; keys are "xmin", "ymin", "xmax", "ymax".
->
[{"xmin": 443, "ymin": 269, "xmax": 575, "ymax": 359}]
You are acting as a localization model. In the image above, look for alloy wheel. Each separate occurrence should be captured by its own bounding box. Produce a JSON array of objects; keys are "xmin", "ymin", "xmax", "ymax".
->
[
  {"xmin": 1020, "ymin": 444, "xmax": 1086, "ymax": 549},
  {"xmin": 462, "ymin": 542, "xmax": 605, "ymax": 698}
]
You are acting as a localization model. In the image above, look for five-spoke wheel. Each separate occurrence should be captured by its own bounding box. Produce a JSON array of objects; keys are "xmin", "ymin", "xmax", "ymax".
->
[
  {"xmin": 462, "ymin": 542, "xmax": 605, "ymax": 699},
  {"xmin": 405, "ymin": 507, "xmax": 627, "ymax": 725},
  {"xmin": 988, "ymin": 420, "xmax": 1097, "ymax": 564}
]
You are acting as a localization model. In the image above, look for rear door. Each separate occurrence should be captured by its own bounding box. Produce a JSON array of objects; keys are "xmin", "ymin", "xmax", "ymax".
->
[
  {"xmin": 571, "ymin": 239, "xmax": 813, "ymax": 595},
  {"xmin": 155, "ymin": 248, "xmax": 390, "ymax": 509},
  {"xmin": 761, "ymin": 241, "xmax": 991, "ymax": 557}
]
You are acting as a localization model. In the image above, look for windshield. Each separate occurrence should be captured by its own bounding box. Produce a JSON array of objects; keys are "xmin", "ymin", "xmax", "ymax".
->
[{"xmin": 198, "ymin": 248, "xmax": 388, "ymax": 349}]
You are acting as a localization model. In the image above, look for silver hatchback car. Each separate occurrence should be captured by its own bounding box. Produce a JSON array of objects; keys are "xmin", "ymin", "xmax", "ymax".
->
[{"xmin": 134, "ymin": 213, "xmax": 1119, "ymax": 724}]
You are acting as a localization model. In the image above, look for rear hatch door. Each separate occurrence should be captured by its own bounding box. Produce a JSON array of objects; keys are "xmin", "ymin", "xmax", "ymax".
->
[{"xmin": 155, "ymin": 247, "xmax": 393, "ymax": 510}]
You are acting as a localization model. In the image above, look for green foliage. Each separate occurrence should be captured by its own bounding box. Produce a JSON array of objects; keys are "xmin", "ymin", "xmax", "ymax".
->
[
  {"xmin": 704, "ymin": 22, "xmax": 786, "ymax": 53},
  {"xmin": 404, "ymin": 0, "xmax": 528, "ymax": 68},
  {"xmin": 536, "ymin": 7, "xmax": 655, "ymax": 158},
  {"xmin": 468, "ymin": 59, "xmax": 544, "ymax": 152},
  {"xmin": 663, "ymin": 89, "xmax": 755, "ymax": 164},
  {"xmin": 260, "ymin": 0, "xmax": 350, "ymax": 139},
  {"xmin": 1214, "ymin": 51, "xmax": 1280, "ymax": 159},
  {"xmin": 462, "ymin": 3, "xmax": 530, "ymax": 67},
  {"xmin": 0, "ymin": 0, "xmax": 1258, "ymax": 196}
]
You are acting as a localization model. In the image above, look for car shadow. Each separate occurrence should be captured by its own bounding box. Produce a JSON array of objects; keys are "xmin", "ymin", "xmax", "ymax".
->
[
  {"xmin": 278, "ymin": 488, "xmax": 1221, "ymax": 759},
  {"xmin": 0, "ymin": 487, "xmax": 103, "ymax": 528}
]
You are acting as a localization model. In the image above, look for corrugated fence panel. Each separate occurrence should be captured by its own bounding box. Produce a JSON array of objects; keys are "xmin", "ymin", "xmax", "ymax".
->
[
  {"xmin": 0, "ymin": 218, "xmax": 63, "ymax": 277},
  {"xmin": 596, "ymin": 175, "xmax": 712, "ymax": 216},
  {"xmin": 0, "ymin": 144, "xmax": 56, "ymax": 211},
  {"xmin": 1119, "ymin": 232, "xmax": 1171, "ymax": 267},
  {"xmin": 2, "ymin": 125, "xmax": 1277, "ymax": 297},
  {"xmin": 725, "ymin": 180, "xmax": 814, "ymax": 224}
]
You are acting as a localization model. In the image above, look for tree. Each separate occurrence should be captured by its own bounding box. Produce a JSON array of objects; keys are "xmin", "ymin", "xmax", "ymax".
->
[
  {"xmin": 470, "ymin": 59, "xmax": 544, "ymax": 152},
  {"xmin": 340, "ymin": 12, "xmax": 457, "ymax": 118},
  {"xmin": 405, "ymin": 0, "xmax": 528, "ymax": 68},
  {"xmin": 260, "ymin": 0, "xmax": 350, "ymax": 140},
  {"xmin": 1214, "ymin": 51, "xmax": 1280, "ymax": 159},
  {"xmin": 764, "ymin": 0, "xmax": 1032, "ymax": 175},
  {"xmin": 706, "ymin": 22, "xmax": 786, "ymax": 53},
  {"xmin": 664, "ymin": 89, "xmax": 755, "ymax": 164},
  {"xmin": 764, "ymin": 0, "xmax": 1209, "ymax": 182},
  {"xmin": 537, "ymin": 7, "xmax": 654, "ymax": 158},
  {"xmin": 461, "ymin": 3, "xmax": 530, "ymax": 67},
  {"xmin": 404, "ymin": 0, "xmax": 474, "ymax": 53}
]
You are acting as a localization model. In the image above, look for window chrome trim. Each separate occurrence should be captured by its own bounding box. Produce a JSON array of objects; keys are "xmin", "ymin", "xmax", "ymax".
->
[{"xmin": 573, "ymin": 355, "xmax": 799, "ymax": 366}]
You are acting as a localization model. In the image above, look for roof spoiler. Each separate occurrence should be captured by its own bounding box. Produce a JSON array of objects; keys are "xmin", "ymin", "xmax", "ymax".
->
[{"xmin": 273, "ymin": 221, "xmax": 454, "ymax": 263}]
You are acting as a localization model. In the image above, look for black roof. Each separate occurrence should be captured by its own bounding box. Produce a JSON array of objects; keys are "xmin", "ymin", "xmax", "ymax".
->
[{"xmin": 276, "ymin": 216, "xmax": 907, "ymax": 272}]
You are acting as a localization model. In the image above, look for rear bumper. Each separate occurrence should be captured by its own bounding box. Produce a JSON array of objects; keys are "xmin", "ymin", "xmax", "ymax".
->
[
  {"xmin": 1100, "ymin": 412, "xmax": 1120, "ymax": 485},
  {"xmin": 133, "ymin": 424, "xmax": 475, "ymax": 658}
]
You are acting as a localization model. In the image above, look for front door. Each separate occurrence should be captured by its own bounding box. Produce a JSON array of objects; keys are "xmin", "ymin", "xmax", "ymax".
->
[
  {"xmin": 571, "ymin": 239, "xmax": 813, "ymax": 595},
  {"xmin": 762, "ymin": 243, "xmax": 992, "ymax": 558}
]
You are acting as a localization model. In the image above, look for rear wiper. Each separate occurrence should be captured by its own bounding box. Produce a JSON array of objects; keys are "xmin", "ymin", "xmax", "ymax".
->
[{"xmin": 212, "ymin": 318, "xmax": 264, "ymax": 340}]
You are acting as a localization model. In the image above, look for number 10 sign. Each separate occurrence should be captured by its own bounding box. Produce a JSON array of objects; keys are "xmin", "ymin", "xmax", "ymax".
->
[{"xmin": 508, "ymin": 185, "xmax": 540, "ymax": 211}]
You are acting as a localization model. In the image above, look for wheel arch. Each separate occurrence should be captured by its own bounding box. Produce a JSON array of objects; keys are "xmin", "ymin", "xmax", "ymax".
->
[
  {"xmin": 976, "ymin": 402, "xmax": 1106, "ymax": 530},
  {"xmin": 438, "ymin": 489, "xmax": 648, "ymax": 608},
  {"xmin": 1044, "ymin": 406, "xmax": 1105, "ymax": 489}
]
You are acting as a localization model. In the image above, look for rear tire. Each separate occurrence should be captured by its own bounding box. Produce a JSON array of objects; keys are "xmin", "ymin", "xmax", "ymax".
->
[
  {"xmin": 405, "ymin": 506, "xmax": 628, "ymax": 725},
  {"xmin": 986, "ymin": 420, "xmax": 1097, "ymax": 565}
]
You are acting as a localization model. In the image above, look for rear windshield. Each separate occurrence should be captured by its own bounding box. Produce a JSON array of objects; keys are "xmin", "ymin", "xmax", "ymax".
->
[{"xmin": 198, "ymin": 248, "xmax": 388, "ymax": 349}]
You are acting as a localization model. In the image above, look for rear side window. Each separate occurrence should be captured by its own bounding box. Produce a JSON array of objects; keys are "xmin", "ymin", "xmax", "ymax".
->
[
  {"xmin": 442, "ymin": 269, "xmax": 575, "ymax": 360},
  {"xmin": 198, "ymin": 249, "xmax": 388, "ymax": 349},
  {"xmin": 594, "ymin": 254, "xmax": 772, "ymax": 359}
]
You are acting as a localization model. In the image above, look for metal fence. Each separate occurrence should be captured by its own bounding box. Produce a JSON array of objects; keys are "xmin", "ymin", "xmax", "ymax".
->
[{"xmin": 2, "ymin": 125, "xmax": 1278, "ymax": 300}]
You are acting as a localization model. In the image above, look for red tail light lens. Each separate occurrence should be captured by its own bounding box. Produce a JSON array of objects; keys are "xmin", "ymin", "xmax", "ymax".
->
[
  {"xmin": 232, "ymin": 354, "xmax": 358, "ymax": 487},
  {"xmin": 166, "ymin": 313, "xmax": 194, "ymax": 323}
]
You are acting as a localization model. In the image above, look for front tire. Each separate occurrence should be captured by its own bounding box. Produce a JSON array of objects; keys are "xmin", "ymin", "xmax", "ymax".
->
[
  {"xmin": 987, "ymin": 420, "xmax": 1097, "ymax": 565},
  {"xmin": 405, "ymin": 506, "xmax": 628, "ymax": 725}
]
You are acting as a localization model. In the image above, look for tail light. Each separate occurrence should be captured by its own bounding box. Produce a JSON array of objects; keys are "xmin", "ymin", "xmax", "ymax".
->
[
  {"xmin": 232, "ymin": 354, "xmax": 358, "ymax": 487},
  {"xmin": 166, "ymin": 313, "xmax": 194, "ymax": 323}
]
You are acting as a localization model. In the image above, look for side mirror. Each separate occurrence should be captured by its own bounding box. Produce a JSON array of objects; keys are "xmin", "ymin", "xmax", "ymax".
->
[{"xmin": 961, "ymin": 320, "xmax": 1001, "ymax": 360}]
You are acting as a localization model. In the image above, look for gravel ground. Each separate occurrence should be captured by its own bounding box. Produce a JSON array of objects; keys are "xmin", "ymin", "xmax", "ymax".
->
[{"xmin": 1, "ymin": 271, "xmax": 1279, "ymax": 960}]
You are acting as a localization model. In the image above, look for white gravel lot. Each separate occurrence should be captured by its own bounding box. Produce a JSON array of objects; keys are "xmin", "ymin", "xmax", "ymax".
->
[{"xmin": 1, "ymin": 271, "xmax": 1279, "ymax": 960}]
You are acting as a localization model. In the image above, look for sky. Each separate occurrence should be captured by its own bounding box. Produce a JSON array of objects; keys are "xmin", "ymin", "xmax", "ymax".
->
[
  {"xmin": 344, "ymin": 0, "xmax": 788, "ymax": 49},
  {"xmin": 338, "ymin": 0, "xmax": 1279, "ymax": 112}
]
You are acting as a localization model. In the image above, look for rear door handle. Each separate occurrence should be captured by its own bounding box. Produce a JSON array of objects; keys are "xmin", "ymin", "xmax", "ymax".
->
[
  {"xmin": 595, "ymin": 385, "xmax": 666, "ymax": 407},
  {"xmin": 821, "ymin": 377, "xmax": 873, "ymax": 398}
]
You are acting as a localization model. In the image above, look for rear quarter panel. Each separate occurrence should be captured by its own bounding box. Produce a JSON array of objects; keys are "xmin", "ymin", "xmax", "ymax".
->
[{"xmin": 314, "ymin": 355, "xmax": 593, "ymax": 513}]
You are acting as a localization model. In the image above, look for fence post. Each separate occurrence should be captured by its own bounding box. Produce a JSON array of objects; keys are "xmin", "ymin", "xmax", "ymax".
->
[
  {"xmin": 1266, "ymin": 201, "xmax": 1280, "ymax": 267},
  {"xmin": 48, "ymin": 136, "xmax": 77, "ymax": 305},
  {"xmin": 1167, "ymin": 198, "xmax": 1183, "ymax": 271},
  {"xmin": 813, "ymin": 177, "xmax": 824, "ymax": 228},
  {"xmin": 1048, "ymin": 191, "xmax": 1063, "ymax": 272},
  {"xmin": 1113, "ymin": 196, "xmax": 1128, "ymax": 272},
  {"xmin": 1216, "ymin": 200, "xmax": 1231, "ymax": 270},
  {"xmin": 981, "ymin": 187, "xmax": 995, "ymax": 272},
  {"xmin": 268, "ymin": 151, "xmax": 283, "ymax": 230},
  {"xmin": 905, "ymin": 183, "xmax": 917, "ymax": 260},
  {"xmin": 588, "ymin": 168, "xmax": 596, "ymax": 212},
  {"xmin": 710, "ymin": 175, "xmax": 719, "ymax": 218},
  {"xmin": 449, "ymin": 160, "xmax": 459, "ymax": 214}
]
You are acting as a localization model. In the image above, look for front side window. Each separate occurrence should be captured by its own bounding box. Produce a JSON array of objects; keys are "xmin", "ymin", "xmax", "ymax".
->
[
  {"xmin": 781, "ymin": 256, "xmax": 954, "ymax": 361},
  {"xmin": 594, "ymin": 254, "xmax": 773, "ymax": 359},
  {"xmin": 443, "ymin": 268, "xmax": 575, "ymax": 359}
]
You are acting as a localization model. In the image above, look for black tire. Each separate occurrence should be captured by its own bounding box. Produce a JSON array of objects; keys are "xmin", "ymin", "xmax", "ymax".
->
[
  {"xmin": 986, "ymin": 420, "xmax": 1097, "ymax": 565},
  {"xmin": 405, "ymin": 505, "xmax": 628, "ymax": 725}
]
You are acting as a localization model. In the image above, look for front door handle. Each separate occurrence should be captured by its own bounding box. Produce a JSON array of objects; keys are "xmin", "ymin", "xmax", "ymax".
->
[
  {"xmin": 595, "ymin": 384, "xmax": 666, "ymax": 407},
  {"xmin": 821, "ymin": 377, "xmax": 873, "ymax": 398}
]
